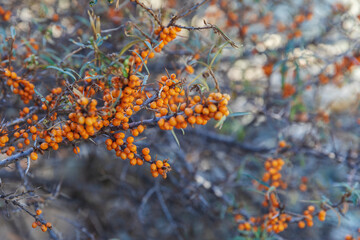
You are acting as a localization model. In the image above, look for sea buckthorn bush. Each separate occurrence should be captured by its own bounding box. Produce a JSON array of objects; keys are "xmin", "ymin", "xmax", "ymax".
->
[{"xmin": 0, "ymin": 0, "xmax": 360, "ymax": 240}]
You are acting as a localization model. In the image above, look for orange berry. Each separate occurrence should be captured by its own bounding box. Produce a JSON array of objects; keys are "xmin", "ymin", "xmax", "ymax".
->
[
  {"xmin": 214, "ymin": 111, "xmax": 223, "ymax": 120},
  {"xmin": 156, "ymin": 160, "xmax": 163, "ymax": 168},
  {"xmin": 41, "ymin": 225, "xmax": 47, "ymax": 232},
  {"xmin": 188, "ymin": 116, "xmax": 196, "ymax": 124},
  {"xmin": 30, "ymin": 126, "xmax": 37, "ymax": 134},
  {"xmin": 142, "ymin": 148, "xmax": 150, "ymax": 155},
  {"xmin": 194, "ymin": 104, "xmax": 203, "ymax": 113},
  {"xmin": 126, "ymin": 136, "xmax": 134, "ymax": 143},
  {"xmin": 278, "ymin": 140, "xmax": 287, "ymax": 148},
  {"xmin": 169, "ymin": 117, "xmax": 177, "ymax": 126},
  {"xmin": 160, "ymin": 108, "xmax": 168, "ymax": 116},
  {"xmin": 307, "ymin": 205, "xmax": 315, "ymax": 212},
  {"xmin": 73, "ymin": 146, "xmax": 80, "ymax": 154},
  {"xmin": 150, "ymin": 163, "xmax": 157, "ymax": 171},
  {"xmin": 318, "ymin": 210, "xmax": 326, "ymax": 221},
  {"xmin": 105, "ymin": 138, "xmax": 113, "ymax": 146},
  {"xmin": 208, "ymin": 104, "xmax": 217, "ymax": 113},
  {"xmin": 36, "ymin": 209, "xmax": 42, "ymax": 215},
  {"xmin": 40, "ymin": 142, "xmax": 48, "ymax": 150},
  {"xmin": 30, "ymin": 152, "xmax": 38, "ymax": 161},
  {"xmin": 32, "ymin": 222, "xmax": 37, "ymax": 228},
  {"xmin": 176, "ymin": 115, "xmax": 185, "ymax": 123},
  {"xmin": 184, "ymin": 108, "xmax": 193, "ymax": 116},
  {"xmin": 298, "ymin": 221, "xmax": 305, "ymax": 228},
  {"xmin": 11, "ymin": 72, "xmax": 17, "ymax": 79}
]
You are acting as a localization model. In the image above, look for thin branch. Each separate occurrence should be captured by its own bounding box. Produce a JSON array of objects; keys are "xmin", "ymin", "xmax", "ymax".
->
[
  {"xmin": 173, "ymin": 24, "xmax": 213, "ymax": 31},
  {"xmin": 132, "ymin": 0, "xmax": 162, "ymax": 26},
  {"xmin": 0, "ymin": 148, "xmax": 34, "ymax": 169},
  {"xmin": 167, "ymin": 0, "xmax": 210, "ymax": 27},
  {"xmin": 16, "ymin": 162, "xmax": 61, "ymax": 240}
]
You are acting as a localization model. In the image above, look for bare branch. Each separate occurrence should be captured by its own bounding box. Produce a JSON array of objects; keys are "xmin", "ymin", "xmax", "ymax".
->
[{"xmin": 0, "ymin": 148, "xmax": 34, "ymax": 169}]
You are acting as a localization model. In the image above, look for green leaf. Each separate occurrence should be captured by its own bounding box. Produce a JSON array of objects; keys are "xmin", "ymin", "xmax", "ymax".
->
[
  {"xmin": 143, "ymin": 39, "xmax": 153, "ymax": 51},
  {"xmin": 228, "ymin": 112, "xmax": 251, "ymax": 117},
  {"xmin": 214, "ymin": 115, "xmax": 226, "ymax": 129},
  {"xmin": 64, "ymin": 68, "xmax": 81, "ymax": 79},
  {"xmin": 39, "ymin": 54, "xmax": 55, "ymax": 65},
  {"xmin": 209, "ymin": 42, "xmax": 229, "ymax": 69},
  {"xmin": 79, "ymin": 61, "xmax": 93, "ymax": 76},
  {"xmin": 118, "ymin": 39, "xmax": 142, "ymax": 58},
  {"xmin": 34, "ymin": 89, "xmax": 47, "ymax": 103},
  {"xmin": 46, "ymin": 66, "xmax": 77, "ymax": 82},
  {"xmin": 69, "ymin": 39, "xmax": 86, "ymax": 48},
  {"xmin": 243, "ymin": 173, "xmax": 270, "ymax": 188},
  {"xmin": 170, "ymin": 129, "xmax": 180, "ymax": 148}
]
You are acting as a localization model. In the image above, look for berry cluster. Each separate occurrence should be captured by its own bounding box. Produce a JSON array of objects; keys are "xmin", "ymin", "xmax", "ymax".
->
[
  {"xmin": 31, "ymin": 209, "xmax": 52, "ymax": 232},
  {"xmin": 0, "ymin": 6, "xmax": 11, "ymax": 21},
  {"xmin": 3, "ymin": 69, "xmax": 35, "ymax": 104}
]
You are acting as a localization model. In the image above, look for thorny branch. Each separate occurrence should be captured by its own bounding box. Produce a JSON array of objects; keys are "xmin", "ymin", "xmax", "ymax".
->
[{"xmin": 16, "ymin": 162, "xmax": 60, "ymax": 240}]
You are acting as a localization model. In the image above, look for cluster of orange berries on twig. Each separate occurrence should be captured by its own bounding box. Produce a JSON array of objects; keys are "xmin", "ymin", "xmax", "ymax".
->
[
  {"xmin": 0, "ymin": 6, "xmax": 11, "ymax": 21},
  {"xmin": 130, "ymin": 26, "xmax": 181, "ymax": 72},
  {"xmin": 154, "ymin": 26, "xmax": 181, "ymax": 52},
  {"xmin": 236, "ymin": 153, "xmax": 337, "ymax": 236},
  {"xmin": 297, "ymin": 205, "xmax": 327, "ymax": 229},
  {"xmin": 31, "ymin": 209, "xmax": 52, "ymax": 232},
  {"xmin": 3, "ymin": 68, "xmax": 35, "ymax": 104},
  {"xmin": 236, "ymin": 191, "xmax": 293, "ymax": 234},
  {"xmin": 154, "ymin": 74, "xmax": 230, "ymax": 130},
  {"xmin": 236, "ymin": 157, "xmax": 291, "ymax": 234},
  {"xmin": 150, "ymin": 158, "xmax": 171, "ymax": 179},
  {"xmin": 260, "ymin": 157, "xmax": 287, "ymax": 190}
]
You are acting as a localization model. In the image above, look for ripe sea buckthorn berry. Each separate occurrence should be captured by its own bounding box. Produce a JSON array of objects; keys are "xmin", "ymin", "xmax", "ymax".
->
[
  {"xmin": 318, "ymin": 210, "xmax": 326, "ymax": 221},
  {"xmin": 136, "ymin": 99, "xmax": 143, "ymax": 105},
  {"xmin": 41, "ymin": 225, "xmax": 47, "ymax": 232},
  {"xmin": 345, "ymin": 235, "xmax": 353, "ymax": 240},
  {"xmin": 73, "ymin": 146, "xmax": 80, "ymax": 154},
  {"xmin": 30, "ymin": 126, "xmax": 37, "ymax": 134},
  {"xmin": 307, "ymin": 205, "xmax": 315, "ymax": 212},
  {"xmin": 30, "ymin": 152, "xmax": 38, "ymax": 161},
  {"xmin": 130, "ymin": 158, "xmax": 137, "ymax": 165},
  {"xmin": 40, "ymin": 142, "xmax": 48, "ymax": 150},
  {"xmin": 32, "ymin": 222, "xmax": 37, "ymax": 228},
  {"xmin": 214, "ymin": 111, "xmax": 223, "ymax": 120},
  {"xmin": 185, "ymin": 65, "xmax": 194, "ymax": 74},
  {"xmin": 169, "ymin": 117, "xmax": 177, "ymax": 126},
  {"xmin": 156, "ymin": 160, "xmax": 163, "ymax": 169},
  {"xmin": 126, "ymin": 136, "xmax": 134, "ymax": 143},
  {"xmin": 105, "ymin": 139, "xmax": 113, "ymax": 146},
  {"xmin": 278, "ymin": 140, "xmax": 286, "ymax": 148},
  {"xmin": 142, "ymin": 148, "xmax": 150, "ymax": 155},
  {"xmin": 194, "ymin": 105, "xmax": 203, "ymax": 113},
  {"xmin": 298, "ymin": 221, "xmax": 305, "ymax": 228},
  {"xmin": 4, "ymin": 69, "xmax": 11, "ymax": 77},
  {"xmin": 184, "ymin": 108, "xmax": 193, "ymax": 116},
  {"xmin": 11, "ymin": 72, "xmax": 17, "ymax": 79},
  {"xmin": 36, "ymin": 209, "xmax": 42, "ymax": 215},
  {"xmin": 208, "ymin": 104, "xmax": 217, "ymax": 113}
]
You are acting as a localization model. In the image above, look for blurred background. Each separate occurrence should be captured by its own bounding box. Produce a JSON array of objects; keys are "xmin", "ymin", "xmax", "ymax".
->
[{"xmin": 0, "ymin": 0, "xmax": 360, "ymax": 239}]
